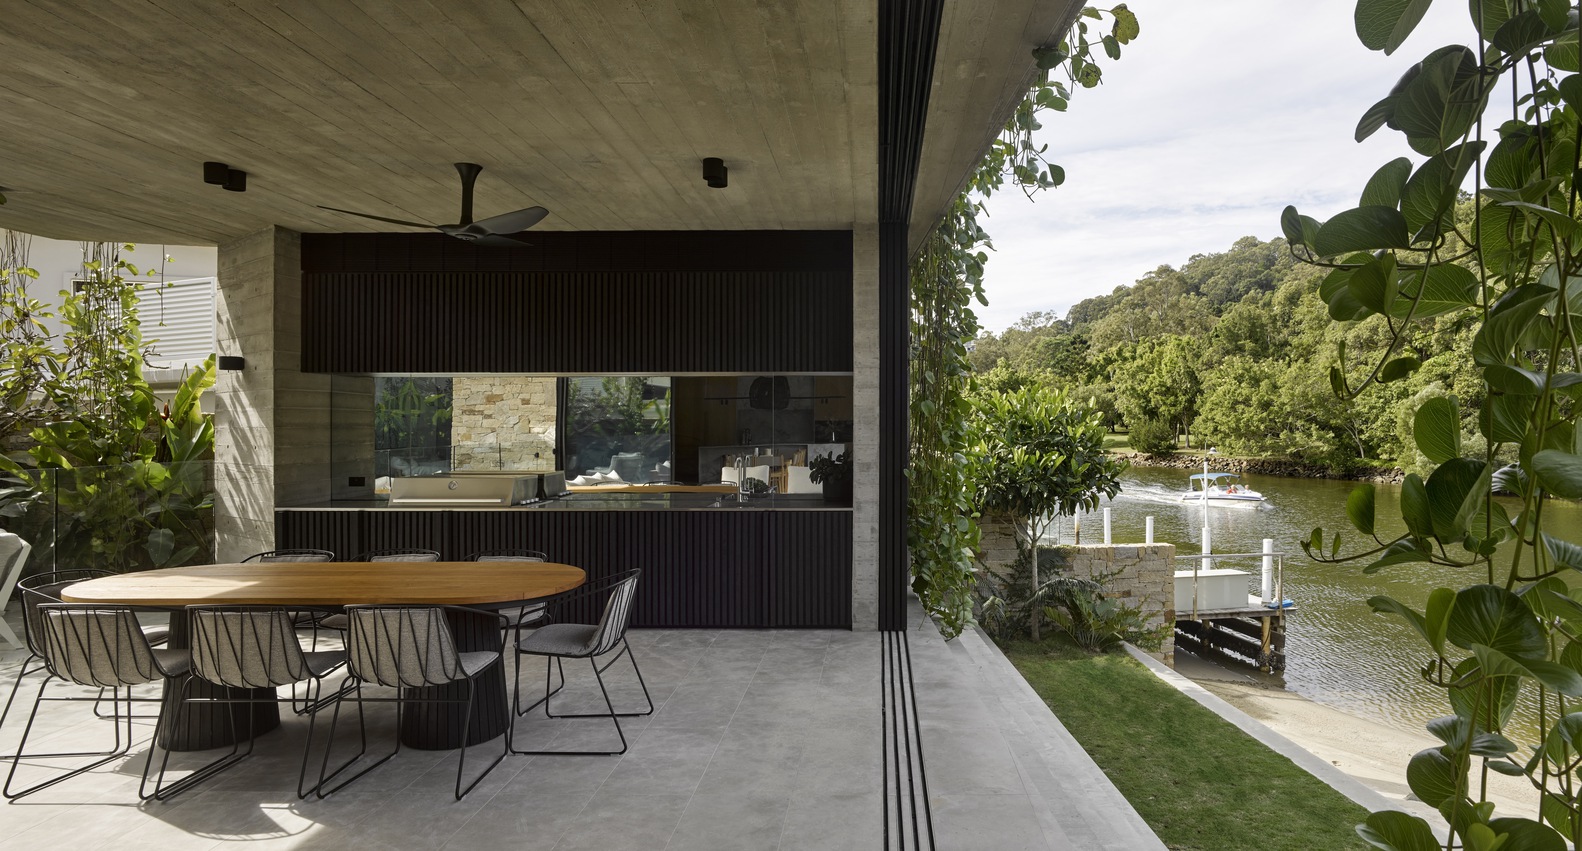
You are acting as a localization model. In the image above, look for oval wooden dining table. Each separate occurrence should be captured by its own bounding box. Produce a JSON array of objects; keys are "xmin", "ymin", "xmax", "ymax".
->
[{"xmin": 63, "ymin": 562, "xmax": 585, "ymax": 751}]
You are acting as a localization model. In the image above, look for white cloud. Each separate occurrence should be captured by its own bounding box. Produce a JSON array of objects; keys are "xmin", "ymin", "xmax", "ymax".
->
[{"xmin": 976, "ymin": 0, "xmax": 1479, "ymax": 331}]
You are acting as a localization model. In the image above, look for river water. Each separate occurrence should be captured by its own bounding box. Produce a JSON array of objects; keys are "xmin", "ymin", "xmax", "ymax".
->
[{"xmin": 1043, "ymin": 466, "xmax": 1582, "ymax": 737}]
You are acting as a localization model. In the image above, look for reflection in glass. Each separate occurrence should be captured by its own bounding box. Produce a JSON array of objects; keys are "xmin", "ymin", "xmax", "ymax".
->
[{"xmin": 562, "ymin": 377, "xmax": 672, "ymax": 482}]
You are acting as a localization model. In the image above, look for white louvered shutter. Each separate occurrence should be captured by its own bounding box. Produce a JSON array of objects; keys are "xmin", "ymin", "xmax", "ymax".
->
[{"xmin": 135, "ymin": 277, "xmax": 216, "ymax": 368}]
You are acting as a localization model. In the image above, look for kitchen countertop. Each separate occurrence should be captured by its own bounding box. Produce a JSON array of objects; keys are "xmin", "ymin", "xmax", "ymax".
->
[{"xmin": 279, "ymin": 492, "xmax": 850, "ymax": 512}]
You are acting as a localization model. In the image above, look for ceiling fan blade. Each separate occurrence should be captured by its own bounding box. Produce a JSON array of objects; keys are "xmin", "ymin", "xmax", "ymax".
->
[
  {"xmin": 469, "ymin": 205, "xmax": 549, "ymax": 235},
  {"xmin": 467, "ymin": 234, "xmax": 533, "ymax": 248},
  {"xmin": 316, "ymin": 205, "xmax": 434, "ymax": 229}
]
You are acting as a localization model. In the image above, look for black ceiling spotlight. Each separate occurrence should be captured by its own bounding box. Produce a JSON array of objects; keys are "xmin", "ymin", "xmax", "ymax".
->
[
  {"xmin": 702, "ymin": 157, "xmax": 728, "ymax": 189},
  {"xmin": 203, "ymin": 161, "xmax": 247, "ymax": 192}
]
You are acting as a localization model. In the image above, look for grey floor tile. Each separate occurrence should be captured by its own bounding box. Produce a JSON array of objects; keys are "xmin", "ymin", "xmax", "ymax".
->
[
  {"xmin": 777, "ymin": 791, "xmax": 882, "ymax": 851},
  {"xmin": 549, "ymin": 791, "xmax": 692, "ymax": 851},
  {"xmin": 665, "ymin": 789, "xmax": 791, "ymax": 851}
]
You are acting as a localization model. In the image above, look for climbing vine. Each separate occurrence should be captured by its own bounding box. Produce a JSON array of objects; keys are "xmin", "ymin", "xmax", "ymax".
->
[
  {"xmin": 1289, "ymin": 1, "xmax": 1582, "ymax": 847},
  {"xmin": 908, "ymin": 5, "xmax": 1138, "ymax": 637}
]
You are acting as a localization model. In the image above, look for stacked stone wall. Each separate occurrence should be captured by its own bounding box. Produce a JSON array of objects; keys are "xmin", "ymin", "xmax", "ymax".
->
[
  {"xmin": 450, "ymin": 376, "xmax": 557, "ymax": 470},
  {"xmin": 976, "ymin": 516, "xmax": 1175, "ymax": 663}
]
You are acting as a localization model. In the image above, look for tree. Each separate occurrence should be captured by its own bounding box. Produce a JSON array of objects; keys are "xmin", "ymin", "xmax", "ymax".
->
[
  {"xmin": 1111, "ymin": 334, "xmax": 1202, "ymax": 445},
  {"xmin": 969, "ymin": 384, "xmax": 1125, "ymax": 638}
]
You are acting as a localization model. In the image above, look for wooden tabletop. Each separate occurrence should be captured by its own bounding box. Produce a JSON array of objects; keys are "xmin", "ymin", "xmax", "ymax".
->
[{"xmin": 60, "ymin": 562, "xmax": 586, "ymax": 607}]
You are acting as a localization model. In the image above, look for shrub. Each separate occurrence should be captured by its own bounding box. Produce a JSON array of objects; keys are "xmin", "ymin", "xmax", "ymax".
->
[{"xmin": 1128, "ymin": 416, "xmax": 1175, "ymax": 454}]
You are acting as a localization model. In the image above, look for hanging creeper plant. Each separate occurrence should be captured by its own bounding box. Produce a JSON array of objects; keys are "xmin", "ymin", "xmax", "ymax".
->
[
  {"xmin": 908, "ymin": 5, "xmax": 1137, "ymax": 638},
  {"xmin": 1286, "ymin": 1, "xmax": 1582, "ymax": 847}
]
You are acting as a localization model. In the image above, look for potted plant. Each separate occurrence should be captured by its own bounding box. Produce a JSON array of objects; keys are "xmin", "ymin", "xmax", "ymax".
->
[{"xmin": 808, "ymin": 452, "xmax": 852, "ymax": 505}]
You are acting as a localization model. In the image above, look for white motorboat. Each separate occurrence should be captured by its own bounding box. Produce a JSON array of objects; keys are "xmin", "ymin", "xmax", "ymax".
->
[{"xmin": 1180, "ymin": 470, "xmax": 1265, "ymax": 505}]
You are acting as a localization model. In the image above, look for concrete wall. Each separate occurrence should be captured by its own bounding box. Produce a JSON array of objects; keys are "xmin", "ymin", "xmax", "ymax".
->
[
  {"xmin": 851, "ymin": 224, "xmax": 879, "ymax": 630},
  {"xmin": 451, "ymin": 376, "xmax": 557, "ymax": 470},
  {"xmin": 213, "ymin": 226, "xmax": 331, "ymax": 561}
]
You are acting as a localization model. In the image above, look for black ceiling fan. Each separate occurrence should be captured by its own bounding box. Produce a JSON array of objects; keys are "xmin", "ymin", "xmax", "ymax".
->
[{"xmin": 317, "ymin": 162, "xmax": 548, "ymax": 247}]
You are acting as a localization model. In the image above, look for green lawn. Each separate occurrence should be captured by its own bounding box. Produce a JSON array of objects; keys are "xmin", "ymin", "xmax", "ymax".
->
[{"xmin": 1000, "ymin": 637, "xmax": 1371, "ymax": 851}]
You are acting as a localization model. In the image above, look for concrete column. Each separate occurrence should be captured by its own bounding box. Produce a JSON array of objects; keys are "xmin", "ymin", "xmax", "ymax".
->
[
  {"xmin": 851, "ymin": 224, "xmax": 880, "ymax": 630},
  {"xmin": 213, "ymin": 226, "xmax": 331, "ymax": 561}
]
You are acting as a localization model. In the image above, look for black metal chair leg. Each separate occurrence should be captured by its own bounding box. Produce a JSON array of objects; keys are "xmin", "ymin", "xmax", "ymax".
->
[
  {"xmin": 317, "ymin": 687, "xmax": 402, "ymax": 799},
  {"xmin": 4, "ymin": 679, "xmax": 135, "ymax": 801},
  {"xmin": 511, "ymin": 656, "xmax": 629, "ymax": 756},
  {"xmin": 148, "ymin": 678, "xmax": 258, "ymax": 802},
  {"xmin": 544, "ymin": 642, "xmax": 655, "ymax": 719},
  {"xmin": 454, "ymin": 676, "xmax": 508, "ymax": 800},
  {"xmin": 513, "ymin": 645, "xmax": 564, "ymax": 717}
]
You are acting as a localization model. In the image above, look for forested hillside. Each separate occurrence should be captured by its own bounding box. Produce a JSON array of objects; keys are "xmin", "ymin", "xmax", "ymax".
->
[{"xmin": 970, "ymin": 233, "xmax": 1481, "ymax": 473}]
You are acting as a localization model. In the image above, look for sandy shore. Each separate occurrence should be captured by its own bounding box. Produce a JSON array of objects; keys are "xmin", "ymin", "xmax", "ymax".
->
[{"xmin": 1183, "ymin": 656, "xmax": 1538, "ymax": 823}]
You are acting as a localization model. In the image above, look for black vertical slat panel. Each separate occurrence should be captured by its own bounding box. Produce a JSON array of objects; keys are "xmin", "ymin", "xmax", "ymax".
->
[
  {"xmin": 300, "ymin": 231, "xmax": 853, "ymax": 374},
  {"xmin": 274, "ymin": 510, "xmax": 361, "ymax": 562},
  {"xmin": 293, "ymin": 509, "xmax": 849, "ymax": 627}
]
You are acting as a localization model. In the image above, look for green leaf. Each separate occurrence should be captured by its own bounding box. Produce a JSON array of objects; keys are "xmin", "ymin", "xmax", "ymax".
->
[
  {"xmin": 1314, "ymin": 207, "xmax": 1412, "ymax": 256},
  {"xmin": 1401, "ymin": 473, "xmax": 1434, "ymax": 538},
  {"xmin": 1502, "ymin": 200, "xmax": 1577, "ymax": 238},
  {"xmin": 1470, "ymin": 0, "xmax": 1515, "ymax": 41},
  {"xmin": 1349, "ymin": 254, "xmax": 1399, "ymax": 315},
  {"xmin": 1474, "ymin": 285, "xmax": 1551, "ymax": 366},
  {"xmin": 1446, "ymin": 584, "xmax": 1546, "ymax": 658},
  {"xmin": 1426, "ymin": 587, "xmax": 1455, "ymax": 655},
  {"xmin": 1392, "ymin": 46, "xmax": 1487, "ymax": 155},
  {"xmin": 1549, "ymin": 32, "xmax": 1581, "ymax": 72},
  {"xmin": 1101, "ymin": 34, "xmax": 1120, "ymax": 60},
  {"xmin": 1486, "ymin": 817, "xmax": 1568, "ymax": 851},
  {"xmin": 1356, "ymin": 810, "xmax": 1440, "ymax": 851},
  {"xmin": 1368, "ymin": 594, "xmax": 1434, "ymax": 648},
  {"xmin": 1414, "ymin": 396, "xmax": 1461, "ymax": 463},
  {"xmin": 1406, "ymin": 746, "xmax": 1464, "ymax": 808},
  {"xmin": 1355, "ymin": 0, "xmax": 1436, "ymax": 54},
  {"xmin": 1280, "ymin": 205, "xmax": 1321, "ymax": 248},
  {"xmin": 1361, "ymin": 157, "xmax": 1413, "ymax": 207},
  {"xmin": 1401, "ymin": 141, "xmax": 1485, "ymax": 240},
  {"xmin": 1484, "ymin": 363, "xmax": 1546, "ymax": 395},
  {"xmin": 1537, "ymin": 0, "xmax": 1570, "ymax": 31},
  {"xmin": 1031, "ymin": 46, "xmax": 1066, "ymax": 70},
  {"xmin": 1391, "ymin": 264, "xmax": 1480, "ymax": 320},
  {"xmin": 1346, "ymin": 484, "xmax": 1377, "ymax": 535},
  {"xmin": 1473, "ymin": 643, "xmax": 1582, "ymax": 696},
  {"xmin": 1533, "ymin": 449, "xmax": 1582, "ymax": 498},
  {"xmin": 1112, "ymin": 5, "xmax": 1140, "ymax": 42},
  {"xmin": 1492, "ymin": 9, "xmax": 1558, "ymax": 55},
  {"xmin": 1356, "ymin": 95, "xmax": 1397, "ymax": 142},
  {"xmin": 1426, "ymin": 458, "xmax": 1486, "ymax": 541},
  {"xmin": 1380, "ymin": 356, "xmax": 1422, "ymax": 382},
  {"xmin": 1449, "ymin": 655, "xmax": 1523, "ymax": 729}
]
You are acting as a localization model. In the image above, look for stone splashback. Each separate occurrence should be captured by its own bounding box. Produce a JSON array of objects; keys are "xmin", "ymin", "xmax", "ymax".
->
[{"xmin": 451, "ymin": 376, "xmax": 557, "ymax": 470}]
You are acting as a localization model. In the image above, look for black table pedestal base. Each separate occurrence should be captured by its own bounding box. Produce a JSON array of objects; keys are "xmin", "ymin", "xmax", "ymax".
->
[{"xmin": 400, "ymin": 610, "xmax": 509, "ymax": 750}]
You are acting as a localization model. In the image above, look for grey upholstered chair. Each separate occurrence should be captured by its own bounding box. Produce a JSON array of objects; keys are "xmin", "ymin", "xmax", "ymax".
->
[
  {"xmin": 3, "ymin": 605, "xmax": 189, "ymax": 801},
  {"xmin": 468, "ymin": 548, "xmax": 552, "ymax": 629},
  {"xmin": 241, "ymin": 548, "xmax": 336, "ymax": 563},
  {"xmin": 1, "ymin": 570, "xmax": 168, "ymax": 751},
  {"xmin": 316, "ymin": 605, "xmax": 508, "ymax": 800},
  {"xmin": 509, "ymin": 569, "xmax": 651, "ymax": 756},
  {"xmin": 146, "ymin": 606, "xmax": 349, "ymax": 801},
  {"xmin": 315, "ymin": 549, "xmax": 442, "ymax": 634}
]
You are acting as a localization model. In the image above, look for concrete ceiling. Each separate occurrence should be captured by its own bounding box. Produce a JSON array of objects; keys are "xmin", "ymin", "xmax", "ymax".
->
[{"xmin": 0, "ymin": 0, "xmax": 1073, "ymax": 246}]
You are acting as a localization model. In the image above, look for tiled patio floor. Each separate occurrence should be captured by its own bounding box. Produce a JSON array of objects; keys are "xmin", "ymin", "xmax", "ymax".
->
[{"xmin": 0, "ymin": 602, "xmax": 1161, "ymax": 850}]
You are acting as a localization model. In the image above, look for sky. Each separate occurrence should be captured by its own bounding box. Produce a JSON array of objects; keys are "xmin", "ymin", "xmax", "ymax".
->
[{"xmin": 976, "ymin": 0, "xmax": 1480, "ymax": 332}]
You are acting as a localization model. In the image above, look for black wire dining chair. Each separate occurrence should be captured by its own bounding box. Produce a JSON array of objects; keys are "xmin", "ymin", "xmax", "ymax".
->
[
  {"xmin": 315, "ymin": 549, "xmax": 442, "ymax": 635},
  {"xmin": 464, "ymin": 549, "xmax": 567, "ymax": 716},
  {"xmin": 241, "ymin": 549, "xmax": 336, "ymax": 564},
  {"xmin": 315, "ymin": 604, "xmax": 509, "ymax": 801},
  {"xmin": 144, "ymin": 605, "xmax": 349, "ymax": 801},
  {"xmin": 3, "ymin": 605, "xmax": 189, "ymax": 801},
  {"xmin": 509, "ymin": 569, "xmax": 652, "ymax": 756},
  {"xmin": 1, "ymin": 570, "xmax": 169, "ymax": 752}
]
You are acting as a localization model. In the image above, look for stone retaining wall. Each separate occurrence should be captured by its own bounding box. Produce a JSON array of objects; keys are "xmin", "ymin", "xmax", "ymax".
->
[{"xmin": 977, "ymin": 516, "xmax": 1175, "ymax": 663}]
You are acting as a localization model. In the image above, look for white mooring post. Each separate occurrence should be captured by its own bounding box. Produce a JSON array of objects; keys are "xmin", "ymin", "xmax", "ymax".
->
[
  {"xmin": 1102, "ymin": 508, "xmax": 1112, "ymax": 544},
  {"xmin": 1073, "ymin": 513, "xmax": 1081, "ymax": 545},
  {"xmin": 1261, "ymin": 538, "xmax": 1275, "ymax": 604},
  {"xmin": 1145, "ymin": 516, "xmax": 1154, "ymax": 544}
]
